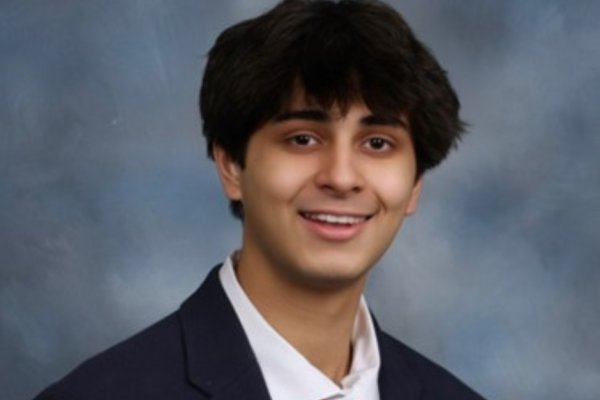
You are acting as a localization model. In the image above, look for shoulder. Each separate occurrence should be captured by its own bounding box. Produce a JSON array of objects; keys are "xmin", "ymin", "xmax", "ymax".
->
[
  {"xmin": 34, "ymin": 312, "xmax": 199, "ymax": 400},
  {"xmin": 33, "ymin": 267, "xmax": 226, "ymax": 400},
  {"xmin": 378, "ymin": 330, "xmax": 487, "ymax": 400}
]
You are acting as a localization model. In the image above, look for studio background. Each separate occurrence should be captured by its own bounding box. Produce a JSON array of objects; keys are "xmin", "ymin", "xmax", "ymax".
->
[{"xmin": 1, "ymin": 1, "xmax": 599, "ymax": 399}]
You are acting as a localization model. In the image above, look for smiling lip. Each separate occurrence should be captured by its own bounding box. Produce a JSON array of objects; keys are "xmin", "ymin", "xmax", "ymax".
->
[{"xmin": 299, "ymin": 211, "xmax": 371, "ymax": 241}]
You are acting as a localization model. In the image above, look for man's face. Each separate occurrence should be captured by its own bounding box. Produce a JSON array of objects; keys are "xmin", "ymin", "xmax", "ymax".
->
[{"xmin": 215, "ymin": 95, "xmax": 422, "ymax": 290}]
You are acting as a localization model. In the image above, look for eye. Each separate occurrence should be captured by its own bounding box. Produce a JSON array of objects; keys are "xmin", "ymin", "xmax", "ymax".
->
[
  {"xmin": 288, "ymin": 133, "xmax": 318, "ymax": 146},
  {"xmin": 365, "ymin": 136, "xmax": 393, "ymax": 151}
]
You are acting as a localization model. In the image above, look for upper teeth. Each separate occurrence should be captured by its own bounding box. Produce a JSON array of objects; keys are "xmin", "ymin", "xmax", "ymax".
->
[{"xmin": 303, "ymin": 213, "xmax": 366, "ymax": 225}]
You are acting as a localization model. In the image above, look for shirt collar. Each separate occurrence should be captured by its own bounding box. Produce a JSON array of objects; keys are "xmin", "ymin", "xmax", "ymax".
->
[{"xmin": 219, "ymin": 255, "xmax": 381, "ymax": 400}]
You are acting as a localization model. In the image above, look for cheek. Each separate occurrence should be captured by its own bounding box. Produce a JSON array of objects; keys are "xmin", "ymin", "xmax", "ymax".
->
[
  {"xmin": 369, "ymin": 166, "xmax": 417, "ymax": 209},
  {"xmin": 244, "ymin": 154, "xmax": 314, "ymax": 203}
]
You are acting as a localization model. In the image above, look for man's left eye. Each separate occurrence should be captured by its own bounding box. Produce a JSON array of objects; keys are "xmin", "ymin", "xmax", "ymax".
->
[
  {"xmin": 289, "ymin": 134, "xmax": 317, "ymax": 146},
  {"xmin": 366, "ymin": 137, "xmax": 392, "ymax": 151}
]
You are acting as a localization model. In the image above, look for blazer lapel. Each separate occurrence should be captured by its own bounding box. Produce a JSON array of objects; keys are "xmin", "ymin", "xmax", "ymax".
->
[
  {"xmin": 179, "ymin": 266, "xmax": 424, "ymax": 400},
  {"xmin": 179, "ymin": 266, "xmax": 272, "ymax": 400},
  {"xmin": 375, "ymin": 318, "xmax": 423, "ymax": 400}
]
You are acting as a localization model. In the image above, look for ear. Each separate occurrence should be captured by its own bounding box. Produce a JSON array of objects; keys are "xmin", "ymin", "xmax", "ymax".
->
[
  {"xmin": 213, "ymin": 145, "xmax": 243, "ymax": 201},
  {"xmin": 405, "ymin": 176, "xmax": 423, "ymax": 216}
]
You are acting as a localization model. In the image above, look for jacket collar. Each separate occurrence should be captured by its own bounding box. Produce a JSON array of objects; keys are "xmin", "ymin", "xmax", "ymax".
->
[
  {"xmin": 375, "ymin": 317, "xmax": 423, "ymax": 400},
  {"xmin": 178, "ymin": 264, "xmax": 423, "ymax": 400},
  {"xmin": 179, "ymin": 265, "xmax": 272, "ymax": 400}
]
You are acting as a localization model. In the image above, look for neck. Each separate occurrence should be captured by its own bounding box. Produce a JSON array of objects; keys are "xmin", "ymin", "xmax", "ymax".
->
[{"xmin": 235, "ymin": 253, "xmax": 366, "ymax": 385}]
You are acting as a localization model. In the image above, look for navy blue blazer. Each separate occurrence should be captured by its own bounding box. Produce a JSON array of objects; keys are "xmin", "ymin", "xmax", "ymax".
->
[{"xmin": 35, "ymin": 266, "xmax": 486, "ymax": 400}]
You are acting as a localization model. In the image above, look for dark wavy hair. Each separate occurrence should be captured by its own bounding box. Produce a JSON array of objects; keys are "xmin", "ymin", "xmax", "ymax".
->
[{"xmin": 200, "ymin": 0, "xmax": 465, "ymax": 219}]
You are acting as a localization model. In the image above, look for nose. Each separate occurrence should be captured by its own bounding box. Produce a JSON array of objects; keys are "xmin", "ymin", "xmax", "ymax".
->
[{"xmin": 314, "ymin": 142, "xmax": 364, "ymax": 196}]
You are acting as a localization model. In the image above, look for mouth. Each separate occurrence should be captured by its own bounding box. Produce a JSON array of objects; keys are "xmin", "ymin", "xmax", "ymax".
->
[
  {"xmin": 298, "ymin": 211, "xmax": 373, "ymax": 241},
  {"xmin": 299, "ymin": 212, "xmax": 371, "ymax": 225}
]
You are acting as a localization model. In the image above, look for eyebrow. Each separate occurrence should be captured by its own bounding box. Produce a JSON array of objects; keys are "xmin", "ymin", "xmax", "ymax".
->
[
  {"xmin": 272, "ymin": 108, "xmax": 408, "ymax": 129},
  {"xmin": 361, "ymin": 114, "xmax": 407, "ymax": 129},
  {"xmin": 273, "ymin": 109, "xmax": 329, "ymax": 123}
]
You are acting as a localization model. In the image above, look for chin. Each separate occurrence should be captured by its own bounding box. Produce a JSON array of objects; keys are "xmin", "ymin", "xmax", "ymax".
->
[{"xmin": 289, "ymin": 261, "xmax": 372, "ymax": 291}]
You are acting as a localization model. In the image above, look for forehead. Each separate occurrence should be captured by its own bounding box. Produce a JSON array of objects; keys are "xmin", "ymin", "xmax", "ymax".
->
[
  {"xmin": 275, "ymin": 80, "xmax": 410, "ymax": 125},
  {"xmin": 282, "ymin": 92, "xmax": 364, "ymax": 121},
  {"xmin": 274, "ymin": 85, "xmax": 409, "ymax": 129},
  {"xmin": 279, "ymin": 82, "xmax": 360, "ymax": 115}
]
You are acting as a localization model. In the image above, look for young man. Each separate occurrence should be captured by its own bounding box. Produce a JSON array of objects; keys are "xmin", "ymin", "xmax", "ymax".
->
[{"xmin": 36, "ymin": 1, "xmax": 487, "ymax": 399}]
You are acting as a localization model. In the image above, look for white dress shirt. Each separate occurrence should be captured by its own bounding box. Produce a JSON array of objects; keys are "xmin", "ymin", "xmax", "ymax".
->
[{"xmin": 219, "ymin": 255, "xmax": 381, "ymax": 400}]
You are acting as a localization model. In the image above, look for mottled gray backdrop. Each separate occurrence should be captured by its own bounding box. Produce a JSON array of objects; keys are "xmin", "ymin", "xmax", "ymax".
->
[{"xmin": 1, "ymin": 1, "xmax": 599, "ymax": 399}]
